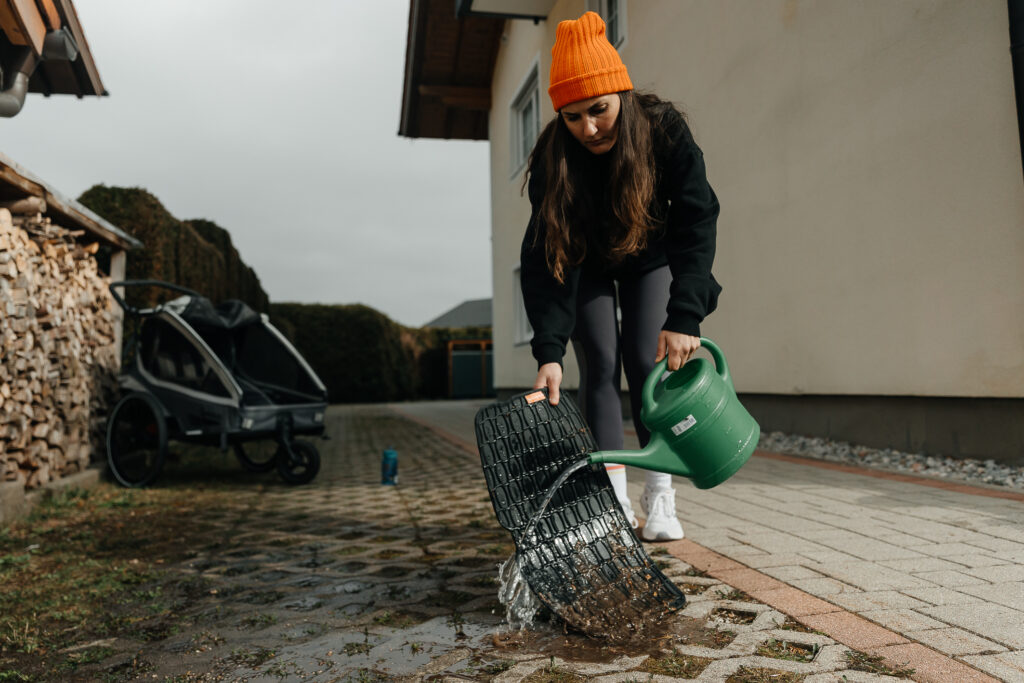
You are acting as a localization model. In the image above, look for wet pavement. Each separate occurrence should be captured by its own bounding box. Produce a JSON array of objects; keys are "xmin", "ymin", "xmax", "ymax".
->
[
  {"xmin": 136, "ymin": 404, "xmax": 926, "ymax": 681},
  {"xmin": 6, "ymin": 402, "xmax": 1007, "ymax": 681}
]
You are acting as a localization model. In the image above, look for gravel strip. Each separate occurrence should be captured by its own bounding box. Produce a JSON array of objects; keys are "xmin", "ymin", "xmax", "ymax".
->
[{"xmin": 758, "ymin": 431, "xmax": 1024, "ymax": 490}]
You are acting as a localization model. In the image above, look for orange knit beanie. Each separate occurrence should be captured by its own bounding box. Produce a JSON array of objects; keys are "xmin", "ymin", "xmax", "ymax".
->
[{"xmin": 548, "ymin": 11, "xmax": 633, "ymax": 112}]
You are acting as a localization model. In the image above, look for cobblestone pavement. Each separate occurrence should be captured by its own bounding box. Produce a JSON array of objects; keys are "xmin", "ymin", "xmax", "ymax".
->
[
  {"xmin": 122, "ymin": 403, "xmax": 913, "ymax": 682},
  {"xmin": 394, "ymin": 399, "xmax": 1024, "ymax": 682}
]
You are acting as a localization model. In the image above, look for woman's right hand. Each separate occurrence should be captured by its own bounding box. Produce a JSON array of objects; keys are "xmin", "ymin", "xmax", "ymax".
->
[{"xmin": 534, "ymin": 362, "xmax": 563, "ymax": 405}]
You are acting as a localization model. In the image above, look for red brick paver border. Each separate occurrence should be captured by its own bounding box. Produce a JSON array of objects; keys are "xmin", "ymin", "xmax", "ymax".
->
[{"xmin": 664, "ymin": 539, "xmax": 1001, "ymax": 683}]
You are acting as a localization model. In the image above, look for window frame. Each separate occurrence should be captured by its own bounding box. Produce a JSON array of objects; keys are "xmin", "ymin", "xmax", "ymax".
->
[
  {"xmin": 587, "ymin": 0, "xmax": 628, "ymax": 50},
  {"xmin": 509, "ymin": 56, "xmax": 542, "ymax": 178}
]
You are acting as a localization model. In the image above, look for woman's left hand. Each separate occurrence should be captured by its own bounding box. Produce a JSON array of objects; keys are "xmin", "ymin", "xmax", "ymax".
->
[{"xmin": 655, "ymin": 332, "xmax": 701, "ymax": 371}]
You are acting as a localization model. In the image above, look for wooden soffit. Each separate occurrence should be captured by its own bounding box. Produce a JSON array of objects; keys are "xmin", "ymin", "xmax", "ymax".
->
[
  {"xmin": 0, "ymin": 0, "xmax": 106, "ymax": 97},
  {"xmin": 399, "ymin": 0, "xmax": 504, "ymax": 140}
]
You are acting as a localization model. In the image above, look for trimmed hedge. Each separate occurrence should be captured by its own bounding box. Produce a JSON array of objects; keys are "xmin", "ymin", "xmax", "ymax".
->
[
  {"xmin": 77, "ymin": 185, "xmax": 269, "ymax": 312},
  {"xmin": 270, "ymin": 302, "xmax": 490, "ymax": 403},
  {"xmin": 78, "ymin": 184, "xmax": 485, "ymax": 404}
]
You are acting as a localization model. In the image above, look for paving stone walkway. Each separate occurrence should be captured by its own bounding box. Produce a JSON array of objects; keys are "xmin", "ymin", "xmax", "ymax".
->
[
  {"xmin": 218, "ymin": 405, "xmax": 913, "ymax": 683},
  {"xmin": 393, "ymin": 399, "xmax": 1024, "ymax": 682},
  {"xmin": 132, "ymin": 403, "xmax": 919, "ymax": 682}
]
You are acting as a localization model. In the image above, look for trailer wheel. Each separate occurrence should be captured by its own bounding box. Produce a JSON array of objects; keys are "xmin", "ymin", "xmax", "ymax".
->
[
  {"xmin": 277, "ymin": 440, "xmax": 320, "ymax": 485},
  {"xmin": 106, "ymin": 393, "xmax": 167, "ymax": 487},
  {"xmin": 234, "ymin": 441, "xmax": 280, "ymax": 473}
]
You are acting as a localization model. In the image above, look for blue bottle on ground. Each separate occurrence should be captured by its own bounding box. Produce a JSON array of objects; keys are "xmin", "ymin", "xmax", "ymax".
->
[{"xmin": 381, "ymin": 448, "xmax": 398, "ymax": 485}]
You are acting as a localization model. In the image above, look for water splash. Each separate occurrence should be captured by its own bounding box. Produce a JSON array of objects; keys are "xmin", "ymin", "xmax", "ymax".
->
[
  {"xmin": 497, "ymin": 554, "xmax": 540, "ymax": 630},
  {"xmin": 496, "ymin": 457, "xmax": 591, "ymax": 631}
]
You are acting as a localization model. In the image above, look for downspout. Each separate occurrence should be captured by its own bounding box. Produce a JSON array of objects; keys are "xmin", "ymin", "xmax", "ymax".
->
[
  {"xmin": 0, "ymin": 48, "xmax": 38, "ymax": 118},
  {"xmin": 1009, "ymin": 0, "xmax": 1024, "ymax": 181},
  {"xmin": 0, "ymin": 28, "xmax": 78, "ymax": 118}
]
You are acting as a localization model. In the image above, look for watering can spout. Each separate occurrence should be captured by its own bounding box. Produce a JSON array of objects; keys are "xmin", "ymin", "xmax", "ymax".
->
[{"xmin": 589, "ymin": 433, "xmax": 694, "ymax": 479}]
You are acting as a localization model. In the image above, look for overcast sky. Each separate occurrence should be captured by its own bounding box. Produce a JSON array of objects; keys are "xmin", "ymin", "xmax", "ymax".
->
[{"xmin": 2, "ymin": 0, "xmax": 492, "ymax": 327}]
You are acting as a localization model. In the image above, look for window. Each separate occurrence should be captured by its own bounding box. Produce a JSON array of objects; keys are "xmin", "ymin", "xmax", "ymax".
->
[
  {"xmin": 510, "ymin": 60, "xmax": 541, "ymax": 175},
  {"xmin": 588, "ymin": 0, "xmax": 627, "ymax": 49},
  {"xmin": 513, "ymin": 266, "xmax": 533, "ymax": 345}
]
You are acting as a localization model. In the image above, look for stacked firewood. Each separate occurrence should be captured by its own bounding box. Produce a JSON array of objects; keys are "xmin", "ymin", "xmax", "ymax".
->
[{"xmin": 0, "ymin": 201, "xmax": 120, "ymax": 489}]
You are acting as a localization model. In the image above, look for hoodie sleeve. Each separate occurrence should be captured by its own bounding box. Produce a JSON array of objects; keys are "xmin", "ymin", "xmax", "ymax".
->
[
  {"xmin": 661, "ymin": 135, "xmax": 723, "ymax": 336},
  {"xmin": 520, "ymin": 163, "xmax": 580, "ymax": 368}
]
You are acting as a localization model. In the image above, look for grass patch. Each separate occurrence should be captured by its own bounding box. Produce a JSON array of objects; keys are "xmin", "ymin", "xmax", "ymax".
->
[
  {"xmin": 522, "ymin": 657, "xmax": 587, "ymax": 682},
  {"xmin": 711, "ymin": 607, "xmax": 758, "ymax": 624},
  {"xmin": 755, "ymin": 638, "xmax": 819, "ymax": 663},
  {"xmin": 639, "ymin": 651, "xmax": 712, "ymax": 677},
  {"xmin": 343, "ymin": 642, "xmax": 373, "ymax": 656},
  {"xmin": 683, "ymin": 566, "xmax": 709, "ymax": 577},
  {"xmin": 845, "ymin": 650, "xmax": 915, "ymax": 678},
  {"xmin": 778, "ymin": 617, "xmax": 826, "ymax": 635},
  {"xmin": 238, "ymin": 613, "xmax": 277, "ymax": 630},
  {"xmin": 228, "ymin": 646, "xmax": 276, "ymax": 668},
  {"xmin": 0, "ymin": 481, "xmax": 253, "ymax": 679},
  {"xmin": 371, "ymin": 611, "xmax": 421, "ymax": 628},
  {"xmin": 725, "ymin": 667, "xmax": 806, "ymax": 682},
  {"xmin": 479, "ymin": 658, "xmax": 514, "ymax": 674}
]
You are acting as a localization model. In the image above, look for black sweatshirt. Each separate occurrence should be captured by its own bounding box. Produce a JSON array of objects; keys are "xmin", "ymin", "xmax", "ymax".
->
[{"xmin": 520, "ymin": 109, "xmax": 722, "ymax": 368}]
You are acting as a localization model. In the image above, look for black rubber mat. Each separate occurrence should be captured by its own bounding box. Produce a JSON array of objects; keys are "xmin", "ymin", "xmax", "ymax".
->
[{"xmin": 475, "ymin": 388, "xmax": 685, "ymax": 640}]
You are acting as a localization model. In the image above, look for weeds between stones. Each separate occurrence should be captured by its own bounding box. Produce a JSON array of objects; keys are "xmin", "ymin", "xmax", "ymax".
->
[
  {"xmin": 639, "ymin": 649, "xmax": 713, "ymax": 677},
  {"xmin": 845, "ymin": 650, "xmax": 915, "ymax": 678},
  {"xmin": 726, "ymin": 667, "xmax": 806, "ymax": 682},
  {"xmin": 755, "ymin": 638, "xmax": 819, "ymax": 663},
  {"xmin": 710, "ymin": 607, "xmax": 758, "ymax": 625},
  {"xmin": 777, "ymin": 617, "xmax": 826, "ymax": 635},
  {"xmin": 716, "ymin": 587, "xmax": 755, "ymax": 602},
  {"xmin": 523, "ymin": 656, "xmax": 588, "ymax": 682}
]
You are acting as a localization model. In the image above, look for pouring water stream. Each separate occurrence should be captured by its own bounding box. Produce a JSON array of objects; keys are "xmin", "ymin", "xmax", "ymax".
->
[{"xmin": 497, "ymin": 458, "xmax": 591, "ymax": 629}]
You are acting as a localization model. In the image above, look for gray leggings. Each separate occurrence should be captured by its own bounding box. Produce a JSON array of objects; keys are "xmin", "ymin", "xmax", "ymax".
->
[{"xmin": 572, "ymin": 265, "xmax": 673, "ymax": 485}]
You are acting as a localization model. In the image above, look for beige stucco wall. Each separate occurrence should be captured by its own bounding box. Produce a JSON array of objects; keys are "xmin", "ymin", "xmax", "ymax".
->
[{"xmin": 491, "ymin": 0, "xmax": 1024, "ymax": 398}]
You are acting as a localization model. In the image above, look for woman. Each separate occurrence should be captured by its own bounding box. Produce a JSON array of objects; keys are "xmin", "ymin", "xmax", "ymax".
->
[{"xmin": 520, "ymin": 11, "xmax": 721, "ymax": 541}]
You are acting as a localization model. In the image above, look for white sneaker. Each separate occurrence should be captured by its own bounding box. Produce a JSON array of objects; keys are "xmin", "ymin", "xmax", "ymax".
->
[
  {"xmin": 617, "ymin": 496, "xmax": 639, "ymax": 529},
  {"xmin": 640, "ymin": 487, "xmax": 684, "ymax": 541}
]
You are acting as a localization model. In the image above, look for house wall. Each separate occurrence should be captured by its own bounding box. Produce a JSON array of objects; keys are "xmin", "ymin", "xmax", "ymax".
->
[
  {"xmin": 491, "ymin": 0, "xmax": 586, "ymax": 393},
  {"xmin": 488, "ymin": 0, "xmax": 1024, "ymax": 459}
]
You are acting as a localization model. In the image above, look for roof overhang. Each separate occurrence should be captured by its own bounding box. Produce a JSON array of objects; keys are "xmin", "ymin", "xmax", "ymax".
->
[
  {"xmin": 455, "ymin": 0, "xmax": 553, "ymax": 21},
  {"xmin": 399, "ymin": 0, "xmax": 504, "ymax": 140},
  {"xmin": 0, "ymin": 151, "xmax": 141, "ymax": 250},
  {"xmin": 0, "ymin": 0, "xmax": 106, "ymax": 98}
]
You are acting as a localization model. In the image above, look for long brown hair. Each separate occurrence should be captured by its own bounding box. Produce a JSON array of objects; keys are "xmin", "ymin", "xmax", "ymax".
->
[{"xmin": 525, "ymin": 91, "xmax": 682, "ymax": 284}]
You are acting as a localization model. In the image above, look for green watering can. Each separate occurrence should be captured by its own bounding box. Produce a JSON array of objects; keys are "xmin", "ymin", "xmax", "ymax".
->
[{"xmin": 589, "ymin": 338, "xmax": 759, "ymax": 489}]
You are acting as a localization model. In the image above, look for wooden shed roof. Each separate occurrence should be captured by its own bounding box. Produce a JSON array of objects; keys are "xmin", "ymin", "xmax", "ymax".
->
[
  {"xmin": 0, "ymin": 152, "xmax": 141, "ymax": 249},
  {"xmin": 399, "ymin": 0, "xmax": 504, "ymax": 140}
]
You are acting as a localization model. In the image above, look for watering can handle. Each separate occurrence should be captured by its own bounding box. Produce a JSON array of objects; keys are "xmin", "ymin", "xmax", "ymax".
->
[{"xmin": 641, "ymin": 337, "xmax": 733, "ymax": 415}]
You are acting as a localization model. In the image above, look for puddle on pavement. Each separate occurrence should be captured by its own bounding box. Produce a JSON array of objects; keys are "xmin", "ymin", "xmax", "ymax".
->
[{"xmin": 490, "ymin": 614, "xmax": 732, "ymax": 663}]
